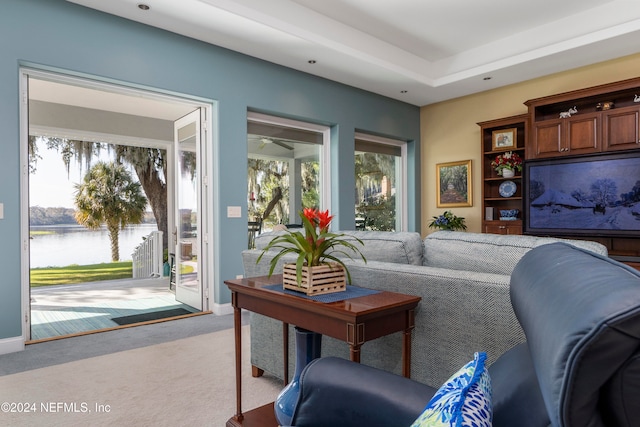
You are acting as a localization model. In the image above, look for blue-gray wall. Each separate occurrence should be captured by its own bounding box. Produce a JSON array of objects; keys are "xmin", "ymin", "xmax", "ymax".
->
[{"xmin": 0, "ymin": 0, "xmax": 420, "ymax": 342}]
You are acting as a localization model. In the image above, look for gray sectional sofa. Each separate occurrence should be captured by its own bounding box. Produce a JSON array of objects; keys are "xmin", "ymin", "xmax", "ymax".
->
[{"xmin": 241, "ymin": 230, "xmax": 608, "ymax": 388}]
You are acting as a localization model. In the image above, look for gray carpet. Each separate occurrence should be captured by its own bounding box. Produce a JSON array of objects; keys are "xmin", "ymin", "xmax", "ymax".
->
[
  {"xmin": 0, "ymin": 322, "xmax": 281, "ymax": 426},
  {"xmin": 0, "ymin": 311, "xmax": 248, "ymax": 376}
]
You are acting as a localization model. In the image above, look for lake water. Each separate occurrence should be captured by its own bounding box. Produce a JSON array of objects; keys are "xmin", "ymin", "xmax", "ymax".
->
[{"xmin": 30, "ymin": 223, "xmax": 160, "ymax": 268}]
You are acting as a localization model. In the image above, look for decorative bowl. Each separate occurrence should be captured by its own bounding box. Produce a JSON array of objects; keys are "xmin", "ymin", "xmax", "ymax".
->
[{"xmin": 499, "ymin": 209, "xmax": 519, "ymax": 219}]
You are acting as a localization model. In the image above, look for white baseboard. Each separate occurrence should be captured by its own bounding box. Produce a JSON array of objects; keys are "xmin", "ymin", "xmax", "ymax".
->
[
  {"xmin": 0, "ymin": 336, "xmax": 25, "ymax": 355},
  {"xmin": 211, "ymin": 302, "xmax": 233, "ymax": 316}
]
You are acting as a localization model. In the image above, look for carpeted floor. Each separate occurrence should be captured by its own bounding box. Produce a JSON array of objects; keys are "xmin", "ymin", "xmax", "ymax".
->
[
  {"xmin": 1, "ymin": 311, "xmax": 247, "ymax": 376},
  {"xmin": 0, "ymin": 314, "xmax": 282, "ymax": 426}
]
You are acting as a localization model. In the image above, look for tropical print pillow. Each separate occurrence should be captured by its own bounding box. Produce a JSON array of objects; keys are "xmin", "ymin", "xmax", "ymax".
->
[{"xmin": 410, "ymin": 352, "xmax": 492, "ymax": 427}]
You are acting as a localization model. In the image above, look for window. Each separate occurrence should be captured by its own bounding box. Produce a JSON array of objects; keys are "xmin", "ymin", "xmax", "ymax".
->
[
  {"xmin": 247, "ymin": 113, "xmax": 329, "ymax": 243},
  {"xmin": 355, "ymin": 133, "xmax": 407, "ymax": 231}
]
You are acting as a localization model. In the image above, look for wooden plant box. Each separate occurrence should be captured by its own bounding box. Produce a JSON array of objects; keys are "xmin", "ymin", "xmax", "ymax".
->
[{"xmin": 282, "ymin": 263, "xmax": 346, "ymax": 296}]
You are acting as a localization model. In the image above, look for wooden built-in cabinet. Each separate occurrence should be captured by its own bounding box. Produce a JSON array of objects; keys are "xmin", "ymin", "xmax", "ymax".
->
[
  {"xmin": 522, "ymin": 77, "xmax": 640, "ymax": 262},
  {"xmin": 478, "ymin": 114, "xmax": 527, "ymax": 235},
  {"xmin": 484, "ymin": 222, "xmax": 522, "ymax": 235},
  {"xmin": 479, "ymin": 77, "xmax": 640, "ymax": 263},
  {"xmin": 602, "ymin": 105, "xmax": 640, "ymax": 151},
  {"xmin": 531, "ymin": 113, "xmax": 600, "ymax": 158},
  {"xmin": 526, "ymin": 77, "xmax": 640, "ymax": 159}
]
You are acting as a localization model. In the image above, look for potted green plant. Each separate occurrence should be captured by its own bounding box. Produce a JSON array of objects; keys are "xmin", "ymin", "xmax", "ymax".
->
[
  {"xmin": 428, "ymin": 211, "xmax": 467, "ymax": 231},
  {"xmin": 256, "ymin": 208, "xmax": 366, "ymax": 294}
]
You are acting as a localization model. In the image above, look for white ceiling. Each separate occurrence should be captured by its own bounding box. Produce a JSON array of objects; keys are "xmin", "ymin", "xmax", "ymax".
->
[{"xmin": 66, "ymin": 0, "xmax": 640, "ymax": 106}]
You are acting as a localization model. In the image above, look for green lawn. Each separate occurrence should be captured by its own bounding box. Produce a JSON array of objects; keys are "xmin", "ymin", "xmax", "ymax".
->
[
  {"xmin": 30, "ymin": 261, "xmax": 134, "ymax": 287},
  {"xmin": 29, "ymin": 230, "xmax": 55, "ymax": 236}
]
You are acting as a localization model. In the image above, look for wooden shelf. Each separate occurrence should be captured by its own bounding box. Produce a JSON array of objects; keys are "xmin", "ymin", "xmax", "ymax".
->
[
  {"xmin": 524, "ymin": 77, "xmax": 640, "ymax": 256},
  {"xmin": 485, "ymin": 176, "xmax": 522, "ymax": 182},
  {"xmin": 480, "ymin": 78, "xmax": 640, "ymax": 245},
  {"xmin": 485, "ymin": 149, "xmax": 524, "ymax": 156},
  {"xmin": 227, "ymin": 403, "xmax": 277, "ymax": 427},
  {"xmin": 485, "ymin": 197, "xmax": 522, "ymax": 201},
  {"xmin": 478, "ymin": 114, "xmax": 528, "ymax": 235}
]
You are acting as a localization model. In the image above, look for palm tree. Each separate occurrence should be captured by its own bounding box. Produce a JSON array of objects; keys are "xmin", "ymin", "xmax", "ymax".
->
[
  {"xmin": 74, "ymin": 161, "xmax": 148, "ymax": 262},
  {"xmin": 29, "ymin": 137, "xmax": 171, "ymax": 250}
]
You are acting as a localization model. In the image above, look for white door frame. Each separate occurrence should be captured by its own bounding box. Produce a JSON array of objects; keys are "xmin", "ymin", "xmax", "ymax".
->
[{"xmin": 19, "ymin": 67, "xmax": 215, "ymax": 341}]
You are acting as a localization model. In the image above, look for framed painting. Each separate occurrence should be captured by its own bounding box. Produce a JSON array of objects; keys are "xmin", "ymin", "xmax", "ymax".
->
[
  {"xmin": 491, "ymin": 128, "xmax": 516, "ymax": 151},
  {"xmin": 436, "ymin": 160, "xmax": 472, "ymax": 207}
]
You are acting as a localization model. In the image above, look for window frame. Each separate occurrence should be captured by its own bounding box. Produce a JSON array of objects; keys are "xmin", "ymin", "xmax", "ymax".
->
[
  {"xmin": 354, "ymin": 132, "xmax": 408, "ymax": 231},
  {"xmin": 247, "ymin": 111, "xmax": 331, "ymax": 217}
]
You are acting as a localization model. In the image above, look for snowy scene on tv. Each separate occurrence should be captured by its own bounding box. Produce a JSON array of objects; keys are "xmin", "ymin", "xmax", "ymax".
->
[{"xmin": 527, "ymin": 155, "xmax": 640, "ymax": 232}]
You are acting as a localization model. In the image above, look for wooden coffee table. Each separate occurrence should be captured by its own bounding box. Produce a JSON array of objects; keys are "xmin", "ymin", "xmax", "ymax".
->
[{"xmin": 225, "ymin": 274, "xmax": 421, "ymax": 427}]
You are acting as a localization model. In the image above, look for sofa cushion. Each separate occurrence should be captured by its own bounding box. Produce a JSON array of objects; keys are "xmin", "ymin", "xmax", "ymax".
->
[
  {"xmin": 410, "ymin": 352, "xmax": 492, "ymax": 427},
  {"xmin": 339, "ymin": 231, "xmax": 423, "ymax": 265},
  {"xmin": 510, "ymin": 243, "xmax": 640, "ymax": 426},
  {"xmin": 255, "ymin": 230, "xmax": 423, "ymax": 265},
  {"xmin": 423, "ymin": 231, "xmax": 607, "ymax": 275}
]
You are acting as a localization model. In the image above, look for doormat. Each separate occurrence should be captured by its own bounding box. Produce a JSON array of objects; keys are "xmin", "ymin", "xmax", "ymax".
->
[{"xmin": 111, "ymin": 308, "xmax": 193, "ymax": 326}]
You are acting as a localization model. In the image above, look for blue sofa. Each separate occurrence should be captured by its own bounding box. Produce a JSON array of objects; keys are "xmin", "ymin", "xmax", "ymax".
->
[
  {"xmin": 242, "ymin": 231, "xmax": 608, "ymax": 388},
  {"xmin": 287, "ymin": 243, "xmax": 640, "ymax": 427}
]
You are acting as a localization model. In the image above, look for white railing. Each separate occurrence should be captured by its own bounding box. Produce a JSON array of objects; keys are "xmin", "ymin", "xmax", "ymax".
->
[{"xmin": 132, "ymin": 230, "xmax": 164, "ymax": 278}]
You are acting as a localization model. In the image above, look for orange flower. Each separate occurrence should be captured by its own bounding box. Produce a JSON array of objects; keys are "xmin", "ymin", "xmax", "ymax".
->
[
  {"xmin": 316, "ymin": 209, "xmax": 334, "ymax": 231},
  {"xmin": 302, "ymin": 208, "xmax": 317, "ymax": 223}
]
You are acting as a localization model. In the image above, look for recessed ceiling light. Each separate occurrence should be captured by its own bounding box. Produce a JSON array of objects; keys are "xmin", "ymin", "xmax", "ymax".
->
[
  {"xmin": 138, "ymin": 4, "xmax": 150, "ymax": 11},
  {"xmin": 308, "ymin": 60, "xmax": 317, "ymax": 64},
  {"xmin": 483, "ymin": 76, "xmax": 492, "ymax": 81}
]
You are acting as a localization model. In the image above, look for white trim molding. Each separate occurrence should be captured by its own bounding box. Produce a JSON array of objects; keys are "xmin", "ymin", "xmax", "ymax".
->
[
  {"xmin": 211, "ymin": 302, "xmax": 233, "ymax": 316},
  {"xmin": 0, "ymin": 336, "xmax": 25, "ymax": 356}
]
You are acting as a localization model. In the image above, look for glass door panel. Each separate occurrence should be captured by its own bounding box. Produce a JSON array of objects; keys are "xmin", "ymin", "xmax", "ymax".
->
[{"xmin": 174, "ymin": 110, "xmax": 202, "ymax": 310}]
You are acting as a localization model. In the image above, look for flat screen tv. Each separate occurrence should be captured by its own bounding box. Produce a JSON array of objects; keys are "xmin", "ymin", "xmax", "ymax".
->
[{"xmin": 524, "ymin": 151, "xmax": 640, "ymax": 237}]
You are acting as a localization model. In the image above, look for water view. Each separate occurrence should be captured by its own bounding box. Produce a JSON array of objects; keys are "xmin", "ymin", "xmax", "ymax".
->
[{"xmin": 30, "ymin": 223, "xmax": 159, "ymax": 268}]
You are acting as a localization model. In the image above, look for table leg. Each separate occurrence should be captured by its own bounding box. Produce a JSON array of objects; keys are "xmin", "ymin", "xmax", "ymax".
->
[
  {"xmin": 349, "ymin": 344, "xmax": 362, "ymax": 363},
  {"xmin": 402, "ymin": 329, "xmax": 411, "ymax": 378},
  {"xmin": 402, "ymin": 308, "xmax": 416, "ymax": 378},
  {"xmin": 232, "ymin": 295, "xmax": 243, "ymax": 422},
  {"xmin": 347, "ymin": 322, "xmax": 365, "ymax": 363}
]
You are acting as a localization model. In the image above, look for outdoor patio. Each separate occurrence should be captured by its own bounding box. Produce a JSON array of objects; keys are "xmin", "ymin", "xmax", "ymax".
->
[{"xmin": 30, "ymin": 277, "xmax": 198, "ymax": 341}]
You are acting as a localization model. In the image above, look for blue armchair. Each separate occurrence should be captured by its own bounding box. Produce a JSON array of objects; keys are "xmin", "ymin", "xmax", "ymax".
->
[{"xmin": 287, "ymin": 243, "xmax": 640, "ymax": 427}]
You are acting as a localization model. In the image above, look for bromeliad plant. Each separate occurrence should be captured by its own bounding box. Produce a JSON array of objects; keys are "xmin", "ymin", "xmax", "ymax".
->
[{"xmin": 256, "ymin": 208, "xmax": 366, "ymax": 285}]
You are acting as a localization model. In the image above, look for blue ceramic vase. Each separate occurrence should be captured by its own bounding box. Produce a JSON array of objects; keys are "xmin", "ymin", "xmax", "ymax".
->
[{"xmin": 274, "ymin": 327, "xmax": 322, "ymax": 425}]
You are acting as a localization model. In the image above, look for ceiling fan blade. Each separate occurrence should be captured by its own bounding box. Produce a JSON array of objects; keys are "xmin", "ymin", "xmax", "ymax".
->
[{"xmin": 272, "ymin": 140, "xmax": 293, "ymax": 150}]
